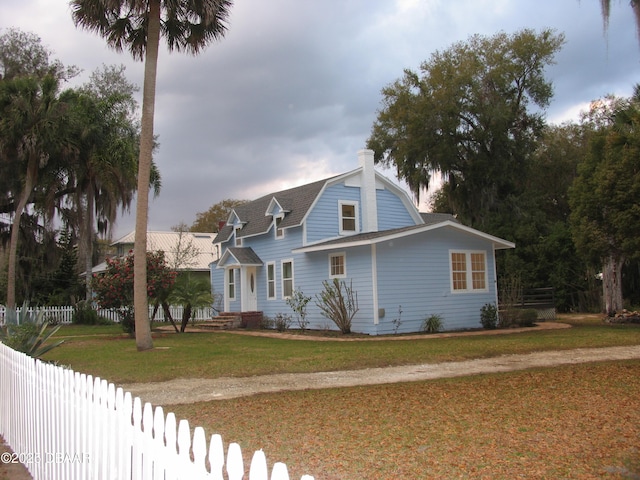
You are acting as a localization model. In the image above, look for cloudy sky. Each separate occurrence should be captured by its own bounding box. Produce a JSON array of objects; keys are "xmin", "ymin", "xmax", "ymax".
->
[{"xmin": 2, "ymin": 0, "xmax": 639, "ymax": 239}]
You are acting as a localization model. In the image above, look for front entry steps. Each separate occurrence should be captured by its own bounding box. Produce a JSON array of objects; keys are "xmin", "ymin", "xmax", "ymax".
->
[
  {"xmin": 195, "ymin": 314, "xmax": 242, "ymax": 330},
  {"xmin": 194, "ymin": 311, "xmax": 264, "ymax": 330}
]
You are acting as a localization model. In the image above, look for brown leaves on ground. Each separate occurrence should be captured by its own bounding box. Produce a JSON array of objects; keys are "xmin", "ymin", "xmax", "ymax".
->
[{"xmin": 171, "ymin": 360, "xmax": 640, "ymax": 480}]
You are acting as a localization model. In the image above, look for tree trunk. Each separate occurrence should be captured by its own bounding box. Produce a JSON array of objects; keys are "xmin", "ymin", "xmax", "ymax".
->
[
  {"xmin": 602, "ymin": 253, "xmax": 624, "ymax": 316},
  {"xmin": 133, "ymin": 0, "xmax": 161, "ymax": 351},
  {"xmin": 180, "ymin": 304, "xmax": 192, "ymax": 333},
  {"xmin": 7, "ymin": 171, "xmax": 36, "ymax": 309},
  {"xmin": 161, "ymin": 302, "xmax": 180, "ymax": 333},
  {"xmin": 84, "ymin": 188, "xmax": 95, "ymax": 301}
]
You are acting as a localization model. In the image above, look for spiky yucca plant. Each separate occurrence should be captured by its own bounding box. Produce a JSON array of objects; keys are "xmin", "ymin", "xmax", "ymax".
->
[{"xmin": 0, "ymin": 303, "xmax": 64, "ymax": 358}]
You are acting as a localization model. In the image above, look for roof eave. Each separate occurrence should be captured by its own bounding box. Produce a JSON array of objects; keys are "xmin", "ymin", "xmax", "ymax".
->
[{"xmin": 293, "ymin": 221, "xmax": 515, "ymax": 253}]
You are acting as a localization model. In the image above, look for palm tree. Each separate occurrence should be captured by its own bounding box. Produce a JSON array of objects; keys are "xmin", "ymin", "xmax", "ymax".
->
[
  {"xmin": 0, "ymin": 75, "xmax": 70, "ymax": 308},
  {"xmin": 71, "ymin": 0, "xmax": 233, "ymax": 350},
  {"xmin": 65, "ymin": 65, "xmax": 162, "ymax": 301},
  {"xmin": 169, "ymin": 273, "xmax": 213, "ymax": 332}
]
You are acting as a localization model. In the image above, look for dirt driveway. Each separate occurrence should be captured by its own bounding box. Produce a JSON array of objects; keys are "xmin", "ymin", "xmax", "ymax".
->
[
  {"xmin": 122, "ymin": 322, "xmax": 640, "ymax": 406},
  {"xmin": 122, "ymin": 345, "xmax": 640, "ymax": 405}
]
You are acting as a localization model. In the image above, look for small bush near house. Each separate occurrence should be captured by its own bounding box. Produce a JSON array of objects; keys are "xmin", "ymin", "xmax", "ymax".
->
[
  {"xmin": 274, "ymin": 313, "xmax": 292, "ymax": 332},
  {"xmin": 517, "ymin": 309, "xmax": 538, "ymax": 327},
  {"xmin": 480, "ymin": 303, "xmax": 498, "ymax": 329},
  {"xmin": 315, "ymin": 278, "xmax": 359, "ymax": 334},
  {"xmin": 259, "ymin": 315, "xmax": 275, "ymax": 330},
  {"xmin": 392, "ymin": 306, "xmax": 403, "ymax": 334},
  {"xmin": 422, "ymin": 314, "xmax": 443, "ymax": 333},
  {"xmin": 286, "ymin": 288, "xmax": 311, "ymax": 331}
]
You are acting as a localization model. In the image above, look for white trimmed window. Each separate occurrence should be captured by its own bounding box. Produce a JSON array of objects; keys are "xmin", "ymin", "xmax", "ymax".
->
[
  {"xmin": 450, "ymin": 250, "xmax": 488, "ymax": 292},
  {"xmin": 339, "ymin": 201, "xmax": 359, "ymax": 234},
  {"xmin": 234, "ymin": 226, "xmax": 242, "ymax": 247},
  {"xmin": 281, "ymin": 260, "xmax": 294, "ymax": 298},
  {"xmin": 274, "ymin": 215, "xmax": 284, "ymax": 239},
  {"xmin": 227, "ymin": 268, "xmax": 236, "ymax": 300},
  {"xmin": 267, "ymin": 262, "xmax": 276, "ymax": 299},
  {"xmin": 329, "ymin": 252, "xmax": 346, "ymax": 278}
]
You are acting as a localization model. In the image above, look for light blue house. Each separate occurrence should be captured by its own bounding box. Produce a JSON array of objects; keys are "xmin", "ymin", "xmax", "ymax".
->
[{"xmin": 211, "ymin": 150, "xmax": 515, "ymax": 334}]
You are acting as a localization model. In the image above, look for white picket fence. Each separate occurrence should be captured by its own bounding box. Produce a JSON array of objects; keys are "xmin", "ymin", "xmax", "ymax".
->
[
  {"xmin": 0, "ymin": 343, "xmax": 315, "ymax": 480},
  {"xmin": 0, "ymin": 305, "xmax": 214, "ymax": 326}
]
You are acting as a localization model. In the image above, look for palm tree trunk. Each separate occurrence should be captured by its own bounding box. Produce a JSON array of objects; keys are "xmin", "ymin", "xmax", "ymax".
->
[
  {"xmin": 7, "ymin": 171, "xmax": 36, "ymax": 309},
  {"xmin": 180, "ymin": 305, "xmax": 192, "ymax": 333},
  {"xmin": 162, "ymin": 302, "xmax": 180, "ymax": 333},
  {"xmin": 133, "ymin": 0, "xmax": 161, "ymax": 351}
]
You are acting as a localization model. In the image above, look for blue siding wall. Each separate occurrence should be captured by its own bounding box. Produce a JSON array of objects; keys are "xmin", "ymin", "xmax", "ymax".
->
[
  {"xmin": 374, "ymin": 226, "xmax": 497, "ymax": 334},
  {"xmin": 376, "ymin": 188, "xmax": 416, "ymax": 230},
  {"xmin": 305, "ymin": 183, "xmax": 360, "ymax": 244},
  {"xmin": 211, "ymin": 261, "xmax": 224, "ymax": 310},
  {"xmin": 293, "ymin": 245, "xmax": 375, "ymax": 333}
]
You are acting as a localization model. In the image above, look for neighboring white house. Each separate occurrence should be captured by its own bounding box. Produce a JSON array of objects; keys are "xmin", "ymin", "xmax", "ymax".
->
[
  {"xmin": 211, "ymin": 149, "xmax": 515, "ymax": 335},
  {"xmin": 93, "ymin": 231, "xmax": 219, "ymax": 278}
]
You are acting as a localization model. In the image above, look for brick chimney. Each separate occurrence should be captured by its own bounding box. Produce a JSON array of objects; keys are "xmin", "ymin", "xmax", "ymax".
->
[{"xmin": 358, "ymin": 149, "xmax": 378, "ymax": 232}]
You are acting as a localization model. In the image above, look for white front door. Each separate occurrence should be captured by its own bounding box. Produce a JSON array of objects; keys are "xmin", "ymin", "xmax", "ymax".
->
[{"xmin": 242, "ymin": 267, "xmax": 258, "ymax": 311}]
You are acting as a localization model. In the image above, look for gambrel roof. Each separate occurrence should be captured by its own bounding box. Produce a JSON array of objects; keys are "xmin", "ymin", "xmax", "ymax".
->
[{"xmin": 213, "ymin": 163, "xmax": 427, "ymax": 244}]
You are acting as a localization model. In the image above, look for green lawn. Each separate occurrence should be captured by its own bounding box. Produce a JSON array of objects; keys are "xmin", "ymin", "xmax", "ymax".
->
[
  {"xmin": 43, "ymin": 315, "xmax": 640, "ymax": 384},
  {"xmin": 40, "ymin": 315, "xmax": 640, "ymax": 479}
]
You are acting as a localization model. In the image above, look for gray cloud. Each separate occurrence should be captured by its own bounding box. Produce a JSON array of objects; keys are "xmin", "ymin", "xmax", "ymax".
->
[{"xmin": 2, "ymin": 0, "xmax": 639, "ymax": 237}]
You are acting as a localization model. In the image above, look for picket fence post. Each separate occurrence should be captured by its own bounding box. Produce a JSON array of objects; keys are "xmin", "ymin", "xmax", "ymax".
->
[
  {"xmin": 226, "ymin": 442, "xmax": 244, "ymax": 480},
  {"xmin": 209, "ymin": 433, "xmax": 225, "ymax": 480}
]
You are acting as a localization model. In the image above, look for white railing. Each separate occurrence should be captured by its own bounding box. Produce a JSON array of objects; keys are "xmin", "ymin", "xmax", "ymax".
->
[
  {"xmin": 0, "ymin": 343, "xmax": 314, "ymax": 480},
  {"xmin": 0, "ymin": 305, "xmax": 214, "ymax": 326}
]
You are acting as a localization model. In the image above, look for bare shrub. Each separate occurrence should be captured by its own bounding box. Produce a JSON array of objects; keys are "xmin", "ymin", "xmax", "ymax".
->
[{"xmin": 315, "ymin": 279, "xmax": 359, "ymax": 334}]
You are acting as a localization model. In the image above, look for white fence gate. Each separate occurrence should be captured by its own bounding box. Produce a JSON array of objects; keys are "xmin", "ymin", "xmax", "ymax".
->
[{"xmin": 0, "ymin": 344, "xmax": 315, "ymax": 480}]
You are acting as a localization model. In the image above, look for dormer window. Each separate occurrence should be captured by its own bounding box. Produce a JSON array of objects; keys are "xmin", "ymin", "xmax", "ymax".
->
[
  {"xmin": 234, "ymin": 226, "xmax": 242, "ymax": 246},
  {"xmin": 339, "ymin": 201, "xmax": 359, "ymax": 234},
  {"xmin": 275, "ymin": 215, "xmax": 284, "ymax": 239}
]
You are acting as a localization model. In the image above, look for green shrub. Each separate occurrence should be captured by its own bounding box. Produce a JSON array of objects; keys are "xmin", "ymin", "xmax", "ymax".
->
[
  {"xmin": 274, "ymin": 313, "xmax": 292, "ymax": 332},
  {"xmin": 422, "ymin": 314, "xmax": 443, "ymax": 333},
  {"xmin": 286, "ymin": 288, "xmax": 311, "ymax": 331},
  {"xmin": 73, "ymin": 301, "xmax": 100, "ymax": 325},
  {"xmin": 517, "ymin": 309, "xmax": 538, "ymax": 327},
  {"xmin": 480, "ymin": 303, "xmax": 498, "ymax": 329},
  {"xmin": 259, "ymin": 315, "xmax": 274, "ymax": 330},
  {"xmin": 0, "ymin": 305, "xmax": 64, "ymax": 358}
]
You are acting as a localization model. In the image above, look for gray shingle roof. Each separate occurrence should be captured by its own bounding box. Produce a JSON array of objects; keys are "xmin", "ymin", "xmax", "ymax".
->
[
  {"xmin": 214, "ymin": 176, "xmax": 338, "ymax": 243},
  {"xmin": 420, "ymin": 212, "xmax": 459, "ymax": 225},
  {"xmin": 225, "ymin": 247, "xmax": 263, "ymax": 265}
]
